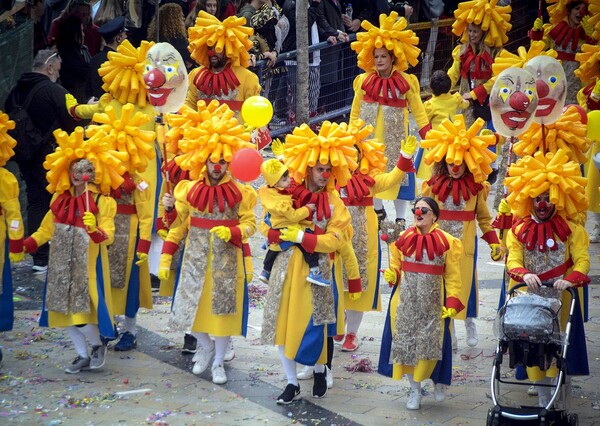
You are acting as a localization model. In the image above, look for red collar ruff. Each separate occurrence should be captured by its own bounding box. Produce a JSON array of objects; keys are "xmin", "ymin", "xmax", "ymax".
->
[
  {"xmin": 549, "ymin": 21, "xmax": 585, "ymax": 51},
  {"xmin": 340, "ymin": 172, "xmax": 375, "ymax": 201},
  {"xmin": 460, "ymin": 45, "xmax": 493, "ymax": 80},
  {"xmin": 164, "ymin": 159, "xmax": 190, "ymax": 185},
  {"xmin": 51, "ymin": 191, "xmax": 99, "ymax": 225},
  {"xmin": 395, "ymin": 226, "xmax": 450, "ymax": 262},
  {"xmin": 293, "ymin": 185, "xmax": 331, "ymax": 221},
  {"xmin": 362, "ymin": 71, "xmax": 410, "ymax": 103},
  {"xmin": 193, "ymin": 65, "xmax": 240, "ymax": 96},
  {"xmin": 513, "ymin": 215, "xmax": 572, "ymax": 252},
  {"xmin": 186, "ymin": 179, "xmax": 242, "ymax": 213},
  {"xmin": 427, "ymin": 173, "xmax": 482, "ymax": 204}
]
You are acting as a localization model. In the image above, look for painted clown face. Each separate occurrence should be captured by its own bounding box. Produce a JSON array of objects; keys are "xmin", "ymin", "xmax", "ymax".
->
[
  {"xmin": 143, "ymin": 42, "xmax": 188, "ymax": 113},
  {"xmin": 490, "ymin": 67, "xmax": 538, "ymax": 137},
  {"xmin": 525, "ymin": 56, "xmax": 566, "ymax": 125}
]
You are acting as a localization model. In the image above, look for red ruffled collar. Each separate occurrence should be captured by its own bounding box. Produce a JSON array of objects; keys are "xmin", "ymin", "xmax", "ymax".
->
[
  {"xmin": 193, "ymin": 65, "xmax": 240, "ymax": 96},
  {"xmin": 51, "ymin": 190, "xmax": 98, "ymax": 225},
  {"xmin": 293, "ymin": 185, "xmax": 331, "ymax": 221},
  {"xmin": 549, "ymin": 21, "xmax": 586, "ymax": 51},
  {"xmin": 110, "ymin": 172, "xmax": 136, "ymax": 199},
  {"xmin": 362, "ymin": 71, "xmax": 410, "ymax": 103},
  {"xmin": 164, "ymin": 159, "xmax": 190, "ymax": 185},
  {"xmin": 460, "ymin": 45, "xmax": 493, "ymax": 80},
  {"xmin": 395, "ymin": 225, "xmax": 450, "ymax": 262},
  {"xmin": 427, "ymin": 173, "xmax": 482, "ymax": 204},
  {"xmin": 186, "ymin": 179, "xmax": 242, "ymax": 213},
  {"xmin": 513, "ymin": 215, "xmax": 572, "ymax": 252},
  {"xmin": 339, "ymin": 172, "xmax": 375, "ymax": 201}
]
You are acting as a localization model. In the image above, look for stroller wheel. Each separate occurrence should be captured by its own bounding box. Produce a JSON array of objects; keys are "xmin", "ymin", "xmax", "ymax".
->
[
  {"xmin": 486, "ymin": 408, "xmax": 501, "ymax": 426},
  {"xmin": 568, "ymin": 413, "xmax": 578, "ymax": 426}
]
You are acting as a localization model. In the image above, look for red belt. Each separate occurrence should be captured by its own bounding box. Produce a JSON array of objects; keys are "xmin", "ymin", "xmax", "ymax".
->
[
  {"xmin": 190, "ymin": 217, "xmax": 239, "ymax": 229},
  {"xmin": 402, "ymin": 261, "xmax": 444, "ymax": 275},
  {"xmin": 556, "ymin": 51, "xmax": 576, "ymax": 62},
  {"xmin": 117, "ymin": 204, "xmax": 137, "ymax": 215},
  {"xmin": 363, "ymin": 94, "xmax": 406, "ymax": 108},
  {"xmin": 538, "ymin": 258, "xmax": 574, "ymax": 281},
  {"xmin": 199, "ymin": 98, "xmax": 243, "ymax": 111},
  {"xmin": 439, "ymin": 210, "xmax": 476, "ymax": 221},
  {"xmin": 342, "ymin": 197, "xmax": 374, "ymax": 206}
]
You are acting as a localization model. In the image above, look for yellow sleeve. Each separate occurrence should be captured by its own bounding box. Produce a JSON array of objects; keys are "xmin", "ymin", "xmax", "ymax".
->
[
  {"xmin": 404, "ymin": 73, "xmax": 430, "ymax": 129},
  {"xmin": 30, "ymin": 195, "xmax": 59, "ymax": 246},
  {"xmin": 240, "ymin": 68, "xmax": 262, "ymax": 100},
  {"xmin": 350, "ymin": 73, "xmax": 367, "ymax": 122},
  {"xmin": 259, "ymin": 186, "xmax": 310, "ymax": 225},
  {"xmin": 443, "ymin": 234, "xmax": 463, "ymax": 305},
  {"xmin": 0, "ymin": 169, "xmax": 24, "ymax": 241},
  {"xmin": 235, "ymin": 184, "xmax": 257, "ymax": 240},
  {"xmin": 185, "ymin": 68, "xmax": 200, "ymax": 109},
  {"xmin": 170, "ymin": 180, "xmax": 192, "ymax": 230},
  {"xmin": 97, "ymin": 194, "xmax": 117, "ymax": 245},
  {"xmin": 455, "ymin": 92, "xmax": 469, "ymax": 110},
  {"xmin": 447, "ymin": 45, "xmax": 462, "ymax": 88},
  {"xmin": 372, "ymin": 167, "xmax": 405, "ymax": 194},
  {"xmin": 421, "ymin": 181, "xmax": 432, "ymax": 197},
  {"xmin": 567, "ymin": 222, "xmax": 590, "ymax": 276},
  {"xmin": 506, "ymin": 227, "xmax": 526, "ymax": 276},
  {"xmin": 134, "ymin": 179, "xmax": 154, "ymax": 242},
  {"xmin": 311, "ymin": 192, "xmax": 351, "ymax": 253},
  {"xmin": 424, "ymin": 99, "xmax": 433, "ymax": 121},
  {"xmin": 475, "ymin": 184, "xmax": 495, "ymax": 236}
]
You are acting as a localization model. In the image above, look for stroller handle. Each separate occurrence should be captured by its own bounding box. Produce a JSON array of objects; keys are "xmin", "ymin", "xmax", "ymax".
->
[{"xmin": 509, "ymin": 281, "xmax": 577, "ymax": 297}]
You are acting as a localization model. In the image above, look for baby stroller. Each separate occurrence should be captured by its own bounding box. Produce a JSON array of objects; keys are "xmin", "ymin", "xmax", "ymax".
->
[{"xmin": 487, "ymin": 282, "xmax": 579, "ymax": 426}]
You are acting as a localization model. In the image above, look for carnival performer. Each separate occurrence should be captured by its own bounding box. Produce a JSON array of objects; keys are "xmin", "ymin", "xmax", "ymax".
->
[
  {"xmin": 186, "ymin": 11, "xmax": 261, "ymax": 120},
  {"xmin": 504, "ymin": 149, "xmax": 590, "ymax": 408},
  {"xmin": 23, "ymin": 127, "xmax": 125, "ymax": 374},
  {"xmin": 86, "ymin": 104, "xmax": 157, "ymax": 351},
  {"xmin": 530, "ymin": 0, "xmax": 598, "ymax": 105},
  {"xmin": 0, "ymin": 112, "xmax": 25, "ymax": 367},
  {"xmin": 379, "ymin": 196, "xmax": 464, "ymax": 410},
  {"xmin": 157, "ymin": 103, "xmax": 257, "ymax": 385},
  {"xmin": 421, "ymin": 115, "xmax": 502, "ymax": 348},
  {"xmin": 260, "ymin": 121, "xmax": 353, "ymax": 404},
  {"xmin": 350, "ymin": 11, "xmax": 431, "ymax": 228}
]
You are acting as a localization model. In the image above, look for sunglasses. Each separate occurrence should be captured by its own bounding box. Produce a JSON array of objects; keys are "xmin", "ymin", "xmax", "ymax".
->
[
  {"xmin": 44, "ymin": 52, "xmax": 60, "ymax": 64},
  {"xmin": 411, "ymin": 207, "xmax": 432, "ymax": 215}
]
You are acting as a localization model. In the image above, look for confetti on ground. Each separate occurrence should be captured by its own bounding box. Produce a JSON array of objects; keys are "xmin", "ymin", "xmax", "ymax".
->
[
  {"xmin": 344, "ymin": 357, "xmax": 374, "ymax": 373},
  {"xmin": 248, "ymin": 284, "xmax": 268, "ymax": 308}
]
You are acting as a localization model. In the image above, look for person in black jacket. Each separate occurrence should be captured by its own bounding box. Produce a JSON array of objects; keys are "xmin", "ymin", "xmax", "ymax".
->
[{"xmin": 56, "ymin": 14, "xmax": 91, "ymax": 103}]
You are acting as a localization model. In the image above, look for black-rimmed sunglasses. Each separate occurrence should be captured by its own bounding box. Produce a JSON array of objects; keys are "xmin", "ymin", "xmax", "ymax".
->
[{"xmin": 411, "ymin": 207, "xmax": 431, "ymax": 215}]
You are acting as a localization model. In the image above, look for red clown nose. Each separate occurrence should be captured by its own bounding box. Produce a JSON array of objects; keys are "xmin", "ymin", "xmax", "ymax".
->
[
  {"xmin": 82, "ymin": 174, "xmax": 90, "ymax": 182},
  {"xmin": 322, "ymin": 172, "xmax": 331, "ymax": 179},
  {"xmin": 415, "ymin": 208, "xmax": 423, "ymax": 216},
  {"xmin": 537, "ymin": 200, "xmax": 548, "ymax": 209},
  {"xmin": 207, "ymin": 49, "xmax": 215, "ymax": 57},
  {"xmin": 452, "ymin": 165, "xmax": 460, "ymax": 173},
  {"xmin": 213, "ymin": 164, "xmax": 222, "ymax": 172}
]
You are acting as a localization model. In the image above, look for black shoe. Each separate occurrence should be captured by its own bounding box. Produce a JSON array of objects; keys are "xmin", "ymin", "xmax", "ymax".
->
[
  {"xmin": 312, "ymin": 372, "xmax": 327, "ymax": 398},
  {"xmin": 375, "ymin": 208, "xmax": 387, "ymax": 231},
  {"xmin": 182, "ymin": 333, "xmax": 197, "ymax": 354},
  {"xmin": 276, "ymin": 383, "xmax": 301, "ymax": 405},
  {"xmin": 487, "ymin": 169, "xmax": 499, "ymax": 185},
  {"xmin": 150, "ymin": 274, "xmax": 160, "ymax": 290}
]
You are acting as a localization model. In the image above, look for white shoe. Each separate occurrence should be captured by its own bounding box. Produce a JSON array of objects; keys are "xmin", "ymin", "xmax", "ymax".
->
[
  {"xmin": 434, "ymin": 383, "xmax": 446, "ymax": 402},
  {"xmin": 527, "ymin": 385, "xmax": 538, "ymax": 396},
  {"xmin": 192, "ymin": 346, "xmax": 215, "ymax": 375},
  {"xmin": 223, "ymin": 338, "xmax": 235, "ymax": 362},
  {"xmin": 406, "ymin": 389, "xmax": 421, "ymax": 410},
  {"xmin": 325, "ymin": 366, "xmax": 333, "ymax": 389},
  {"xmin": 465, "ymin": 318, "xmax": 478, "ymax": 347},
  {"xmin": 211, "ymin": 364, "xmax": 227, "ymax": 384},
  {"xmin": 297, "ymin": 365, "xmax": 313, "ymax": 380}
]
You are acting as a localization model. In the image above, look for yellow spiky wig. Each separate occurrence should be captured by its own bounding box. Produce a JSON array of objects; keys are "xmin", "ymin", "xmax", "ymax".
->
[
  {"xmin": 492, "ymin": 41, "xmax": 557, "ymax": 76},
  {"xmin": 575, "ymin": 43, "xmax": 600, "ymax": 85},
  {"xmin": 343, "ymin": 119, "xmax": 387, "ymax": 174},
  {"xmin": 174, "ymin": 102, "xmax": 253, "ymax": 180},
  {"xmin": 283, "ymin": 121, "xmax": 358, "ymax": 188},
  {"xmin": 587, "ymin": 0, "xmax": 600, "ymax": 40},
  {"xmin": 188, "ymin": 11, "xmax": 254, "ymax": 69},
  {"xmin": 547, "ymin": 0, "xmax": 592, "ymax": 25},
  {"xmin": 164, "ymin": 100, "xmax": 223, "ymax": 155},
  {"xmin": 420, "ymin": 114, "xmax": 497, "ymax": 183},
  {"xmin": 513, "ymin": 105, "xmax": 591, "ymax": 163},
  {"xmin": 0, "ymin": 111, "xmax": 16, "ymax": 167},
  {"xmin": 452, "ymin": 0, "xmax": 512, "ymax": 48},
  {"xmin": 505, "ymin": 149, "xmax": 588, "ymax": 219},
  {"xmin": 86, "ymin": 103, "xmax": 156, "ymax": 174},
  {"xmin": 350, "ymin": 11, "xmax": 420, "ymax": 73},
  {"xmin": 44, "ymin": 127, "xmax": 129, "ymax": 194},
  {"xmin": 98, "ymin": 40, "xmax": 154, "ymax": 106}
]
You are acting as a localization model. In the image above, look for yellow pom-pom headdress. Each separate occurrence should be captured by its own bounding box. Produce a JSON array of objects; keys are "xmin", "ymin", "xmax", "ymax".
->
[
  {"xmin": 547, "ymin": 0, "xmax": 590, "ymax": 26},
  {"xmin": 44, "ymin": 127, "xmax": 129, "ymax": 194},
  {"xmin": 99, "ymin": 40, "xmax": 154, "ymax": 106},
  {"xmin": 492, "ymin": 41, "xmax": 557, "ymax": 76},
  {"xmin": 587, "ymin": 0, "xmax": 600, "ymax": 40},
  {"xmin": 350, "ymin": 12, "xmax": 420, "ymax": 73},
  {"xmin": 505, "ymin": 149, "xmax": 588, "ymax": 218},
  {"xmin": 513, "ymin": 105, "xmax": 591, "ymax": 163},
  {"xmin": 344, "ymin": 119, "xmax": 387, "ymax": 174},
  {"xmin": 420, "ymin": 114, "xmax": 497, "ymax": 183},
  {"xmin": 452, "ymin": 0, "xmax": 512, "ymax": 48},
  {"xmin": 283, "ymin": 121, "xmax": 358, "ymax": 187},
  {"xmin": 86, "ymin": 104, "xmax": 157, "ymax": 174},
  {"xmin": 0, "ymin": 111, "xmax": 16, "ymax": 167},
  {"xmin": 575, "ymin": 43, "xmax": 600, "ymax": 85},
  {"xmin": 164, "ymin": 100, "xmax": 222, "ymax": 155},
  {"xmin": 174, "ymin": 102, "xmax": 253, "ymax": 179},
  {"xmin": 188, "ymin": 11, "xmax": 254, "ymax": 68}
]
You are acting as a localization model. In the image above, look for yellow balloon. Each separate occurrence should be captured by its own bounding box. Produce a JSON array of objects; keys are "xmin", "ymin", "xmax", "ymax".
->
[
  {"xmin": 241, "ymin": 96, "xmax": 273, "ymax": 128},
  {"xmin": 588, "ymin": 110, "xmax": 600, "ymax": 141}
]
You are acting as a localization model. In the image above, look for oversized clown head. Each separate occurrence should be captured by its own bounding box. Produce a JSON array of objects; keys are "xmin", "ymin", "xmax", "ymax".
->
[
  {"xmin": 143, "ymin": 42, "xmax": 188, "ymax": 113},
  {"xmin": 490, "ymin": 67, "xmax": 538, "ymax": 137},
  {"xmin": 524, "ymin": 56, "xmax": 566, "ymax": 125}
]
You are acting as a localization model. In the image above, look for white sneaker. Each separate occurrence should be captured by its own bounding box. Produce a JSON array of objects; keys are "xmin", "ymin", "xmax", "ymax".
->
[
  {"xmin": 325, "ymin": 366, "xmax": 333, "ymax": 389},
  {"xmin": 297, "ymin": 365, "xmax": 313, "ymax": 380},
  {"xmin": 211, "ymin": 364, "xmax": 227, "ymax": 384},
  {"xmin": 406, "ymin": 389, "xmax": 421, "ymax": 410},
  {"xmin": 223, "ymin": 338, "xmax": 235, "ymax": 362},
  {"xmin": 192, "ymin": 346, "xmax": 215, "ymax": 375},
  {"xmin": 465, "ymin": 318, "xmax": 478, "ymax": 347},
  {"xmin": 527, "ymin": 385, "xmax": 538, "ymax": 396},
  {"xmin": 434, "ymin": 383, "xmax": 446, "ymax": 402}
]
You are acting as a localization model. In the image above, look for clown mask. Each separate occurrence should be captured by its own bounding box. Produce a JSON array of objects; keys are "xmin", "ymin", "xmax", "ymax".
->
[
  {"xmin": 524, "ymin": 56, "xmax": 566, "ymax": 125},
  {"xmin": 143, "ymin": 42, "xmax": 188, "ymax": 113},
  {"xmin": 490, "ymin": 67, "xmax": 538, "ymax": 137}
]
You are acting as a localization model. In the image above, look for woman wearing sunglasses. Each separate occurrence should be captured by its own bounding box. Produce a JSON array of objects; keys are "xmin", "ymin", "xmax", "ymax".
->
[{"xmin": 379, "ymin": 196, "xmax": 464, "ymax": 410}]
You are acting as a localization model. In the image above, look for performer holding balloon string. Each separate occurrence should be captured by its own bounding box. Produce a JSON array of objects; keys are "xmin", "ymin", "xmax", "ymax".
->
[
  {"xmin": 23, "ymin": 127, "xmax": 125, "ymax": 374},
  {"xmin": 349, "ymin": 11, "xmax": 431, "ymax": 229},
  {"xmin": 420, "ymin": 114, "xmax": 503, "ymax": 349}
]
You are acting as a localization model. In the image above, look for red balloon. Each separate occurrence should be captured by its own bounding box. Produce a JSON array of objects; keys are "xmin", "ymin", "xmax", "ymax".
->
[{"xmin": 230, "ymin": 148, "xmax": 263, "ymax": 182}]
